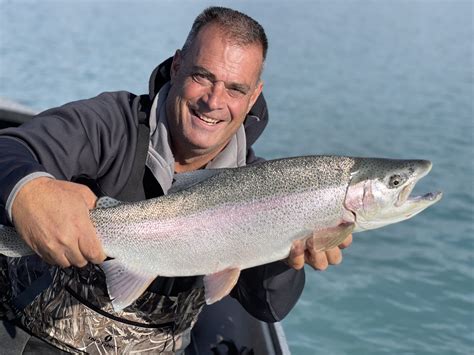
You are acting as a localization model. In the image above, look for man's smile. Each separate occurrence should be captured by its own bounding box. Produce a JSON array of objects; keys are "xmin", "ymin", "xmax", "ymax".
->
[{"xmin": 190, "ymin": 108, "xmax": 223, "ymax": 126}]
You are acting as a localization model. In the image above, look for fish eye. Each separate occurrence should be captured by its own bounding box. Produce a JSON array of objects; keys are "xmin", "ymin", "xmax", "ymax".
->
[{"xmin": 388, "ymin": 174, "xmax": 406, "ymax": 188}]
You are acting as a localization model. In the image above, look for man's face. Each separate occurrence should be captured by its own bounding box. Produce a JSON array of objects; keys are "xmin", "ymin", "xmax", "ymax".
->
[{"xmin": 166, "ymin": 24, "xmax": 264, "ymax": 162}]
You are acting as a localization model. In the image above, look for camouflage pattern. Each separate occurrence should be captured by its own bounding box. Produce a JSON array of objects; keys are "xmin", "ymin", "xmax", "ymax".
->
[{"xmin": 0, "ymin": 254, "xmax": 205, "ymax": 354}]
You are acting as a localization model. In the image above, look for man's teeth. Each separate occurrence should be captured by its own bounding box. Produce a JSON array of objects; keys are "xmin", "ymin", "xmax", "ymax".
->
[{"xmin": 198, "ymin": 114, "xmax": 219, "ymax": 125}]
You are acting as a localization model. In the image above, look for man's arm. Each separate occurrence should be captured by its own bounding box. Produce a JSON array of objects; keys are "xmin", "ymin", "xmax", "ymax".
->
[
  {"xmin": 0, "ymin": 137, "xmax": 106, "ymax": 267},
  {"xmin": 0, "ymin": 92, "xmax": 139, "ymax": 266}
]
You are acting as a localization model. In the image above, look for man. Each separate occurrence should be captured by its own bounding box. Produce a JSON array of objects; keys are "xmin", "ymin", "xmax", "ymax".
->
[{"xmin": 0, "ymin": 7, "xmax": 351, "ymax": 354}]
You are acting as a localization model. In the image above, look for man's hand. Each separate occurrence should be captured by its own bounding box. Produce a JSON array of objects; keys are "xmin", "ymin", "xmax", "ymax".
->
[
  {"xmin": 11, "ymin": 177, "xmax": 106, "ymax": 267},
  {"xmin": 287, "ymin": 234, "xmax": 353, "ymax": 270}
]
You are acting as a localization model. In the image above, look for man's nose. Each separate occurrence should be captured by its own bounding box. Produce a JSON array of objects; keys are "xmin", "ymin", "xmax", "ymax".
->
[{"xmin": 203, "ymin": 82, "xmax": 225, "ymax": 110}]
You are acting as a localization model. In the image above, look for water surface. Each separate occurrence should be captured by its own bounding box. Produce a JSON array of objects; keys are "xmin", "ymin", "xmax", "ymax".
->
[{"xmin": 1, "ymin": 1, "xmax": 472, "ymax": 354}]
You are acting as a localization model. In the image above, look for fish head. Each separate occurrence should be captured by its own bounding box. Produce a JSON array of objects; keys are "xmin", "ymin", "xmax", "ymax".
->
[{"xmin": 345, "ymin": 158, "xmax": 442, "ymax": 231}]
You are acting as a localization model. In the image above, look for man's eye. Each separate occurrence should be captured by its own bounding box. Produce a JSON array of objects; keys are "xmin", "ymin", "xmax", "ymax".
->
[
  {"xmin": 192, "ymin": 74, "xmax": 211, "ymax": 85},
  {"xmin": 227, "ymin": 88, "xmax": 246, "ymax": 98}
]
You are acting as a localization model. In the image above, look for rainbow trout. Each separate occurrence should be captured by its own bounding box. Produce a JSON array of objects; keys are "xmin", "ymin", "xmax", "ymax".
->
[{"xmin": 0, "ymin": 156, "xmax": 442, "ymax": 310}]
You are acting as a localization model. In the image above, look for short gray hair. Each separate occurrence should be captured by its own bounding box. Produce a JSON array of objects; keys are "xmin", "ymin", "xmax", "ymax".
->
[{"xmin": 182, "ymin": 6, "xmax": 268, "ymax": 62}]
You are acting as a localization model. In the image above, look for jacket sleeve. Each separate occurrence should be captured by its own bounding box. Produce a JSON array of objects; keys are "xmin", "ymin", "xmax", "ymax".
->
[
  {"xmin": 0, "ymin": 91, "xmax": 139, "ymax": 225},
  {"xmin": 0, "ymin": 138, "xmax": 54, "ymax": 225}
]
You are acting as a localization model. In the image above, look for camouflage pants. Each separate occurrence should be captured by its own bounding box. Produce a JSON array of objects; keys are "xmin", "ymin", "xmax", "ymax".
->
[{"xmin": 0, "ymin": 255, "xmax": 206, "ymax": 354}]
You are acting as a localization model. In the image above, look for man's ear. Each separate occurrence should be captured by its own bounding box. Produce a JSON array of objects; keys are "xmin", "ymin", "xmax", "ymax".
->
[
  {"xmin": 170, "ymin": 50, "xmax": 183, "ymax": 83},
  {"xmin": 248, "ymin": 81, "xmax": 264, "ymax": 113}
]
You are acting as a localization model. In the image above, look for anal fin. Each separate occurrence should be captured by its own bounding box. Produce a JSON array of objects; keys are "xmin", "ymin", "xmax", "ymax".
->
[{"xmin": 203, "ymin": 268, "xmax": 241, "ymax": 305}]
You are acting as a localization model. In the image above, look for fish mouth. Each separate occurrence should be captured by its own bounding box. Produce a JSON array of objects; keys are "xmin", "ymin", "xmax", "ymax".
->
[
  {"xmin": 395, "ymin": 161, "xmax": 442, "ymax": 210},
  {"xmin": 399, "ymin": 190, "xmax": 443, "ymax": 220},
  {"xmin": 395, "ymin": 181, "xmax": 442, "ymax": 207},
  {"xmin": 408, "ymin": 191, "xmax": 443, "ymax": 203}
]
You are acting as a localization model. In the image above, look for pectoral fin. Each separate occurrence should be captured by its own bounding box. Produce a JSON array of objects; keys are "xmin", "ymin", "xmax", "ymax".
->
[
  {"xmin": 309, "ymin": 222, "xmax": 355, "ymax": 252},
  {"xmin": 203, "ymin": 268, "xmax": 241, "ymax": 305},
  {"xmin": 101, "ymin": 259, "xmax": 156, "ymax": 311}
]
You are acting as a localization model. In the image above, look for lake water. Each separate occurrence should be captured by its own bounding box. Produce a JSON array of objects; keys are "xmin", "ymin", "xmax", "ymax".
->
[{"xmin": 1, "ymin": 1, "xmax": 472, "ymax": 354}]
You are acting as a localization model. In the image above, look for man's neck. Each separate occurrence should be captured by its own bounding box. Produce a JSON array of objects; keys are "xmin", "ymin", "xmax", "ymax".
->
[{"xmin": 173, "ymin": 146, "xmax": 225, "ymax": 173}]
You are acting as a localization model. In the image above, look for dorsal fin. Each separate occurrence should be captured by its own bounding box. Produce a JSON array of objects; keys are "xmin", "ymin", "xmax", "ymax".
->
[{"xmin": 95, "ymin": 196, "xmax": 122, "ymax": 209}]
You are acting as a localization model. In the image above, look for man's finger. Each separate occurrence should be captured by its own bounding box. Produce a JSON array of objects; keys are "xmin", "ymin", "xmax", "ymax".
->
[
  {"xmin": 287, "ymin": 240, "xmax": 305, "ymax": 269},
  {"xmin": 306, "ymin": 250, "xmax": 329, "ymax": 271},
  {"xmin": 338, "ymin": 234, "xmax": 353, "ymax": 249},
  {"xmin": 325, "ymin": 247, "xmax": 342, "ymax": 265},
  {"xmin": 38, "ymin": 234, "xmax": 87, "ymax": 267},
  {"xmin": 64, "ymin": 247, "xmax": 88, "ymax": 268},
  {"xmin": 79, "ymin": 233, "xmax": 107, "ymax": 264},
  {"xmin": 75, "ymin": 183, "xmax": 105, "ymax": 263},
  {"xmin": 76, "ymin": 183, "xmax": 98, "ymax": 209},
  {"xmin": 290, "ymin": 254, "xmax": 305, "ymax": 270}
]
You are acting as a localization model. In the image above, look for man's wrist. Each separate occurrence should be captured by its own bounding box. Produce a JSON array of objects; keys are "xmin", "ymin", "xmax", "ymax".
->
[{"xmin": 7, "ymin": 172, "xmax": 55, "ymax": 223}]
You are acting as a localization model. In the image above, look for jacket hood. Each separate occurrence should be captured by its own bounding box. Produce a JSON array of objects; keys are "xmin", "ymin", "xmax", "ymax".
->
[{"xmin": 148, "ymin": 57, "xmax": 268, "ymax": 148}]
